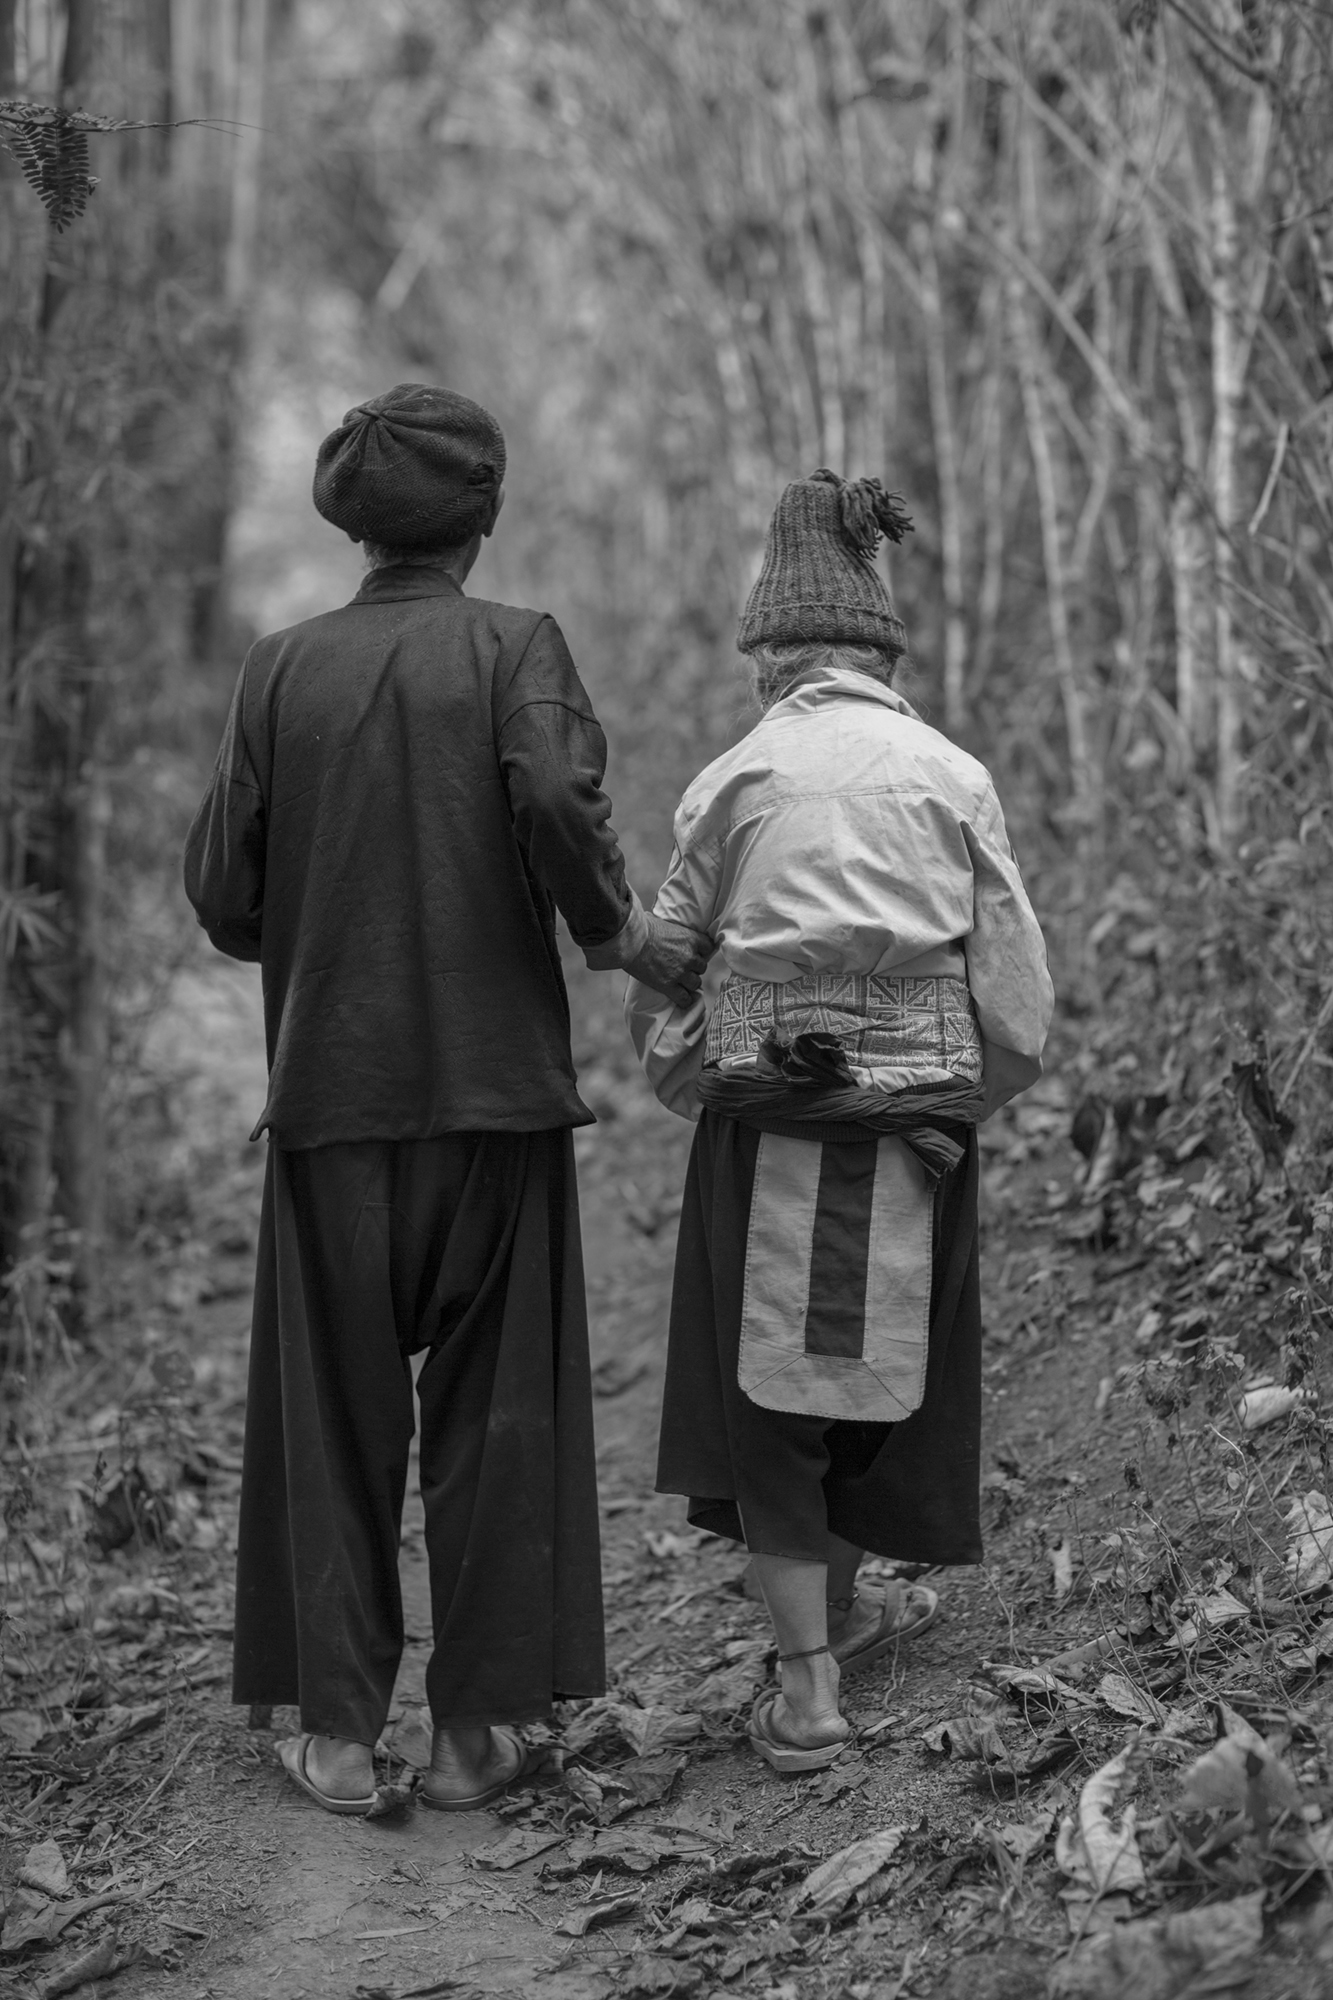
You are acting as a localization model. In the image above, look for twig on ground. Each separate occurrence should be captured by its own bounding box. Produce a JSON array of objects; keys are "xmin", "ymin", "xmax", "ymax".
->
[{"xmin": 121, "ymin": 1731, "xmax": 203, "ymax": 1831}]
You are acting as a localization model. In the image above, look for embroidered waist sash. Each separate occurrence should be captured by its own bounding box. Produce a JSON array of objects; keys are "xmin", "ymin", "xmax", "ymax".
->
[
  {"xmin": 705, "ymin": 970, "xmax": 983, "ymax": 1082},
  {"xmin": 700, "ymin": 971, "xmax": 985, "ymax": 1174}
]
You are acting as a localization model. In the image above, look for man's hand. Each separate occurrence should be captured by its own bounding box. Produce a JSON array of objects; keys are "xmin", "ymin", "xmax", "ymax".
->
[{"xmin": 624, "ymin": 913, "xmax": 715, "ymax": 1009}]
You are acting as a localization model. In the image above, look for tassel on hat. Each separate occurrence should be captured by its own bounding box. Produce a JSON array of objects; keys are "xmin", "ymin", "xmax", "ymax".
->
[{"xmin": 737, "ymin": 466, "xmax": 913, "ymax": 657}]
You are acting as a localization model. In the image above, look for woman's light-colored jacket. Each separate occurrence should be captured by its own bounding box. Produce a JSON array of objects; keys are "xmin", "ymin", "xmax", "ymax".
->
[{"xmin": 626, "ymin": 665, "xmax": 1054, "ymax": 1119}]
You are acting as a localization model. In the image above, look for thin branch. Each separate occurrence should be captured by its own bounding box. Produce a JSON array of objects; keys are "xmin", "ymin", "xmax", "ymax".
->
[
  {"xmin": 962, "ymin": 202, "xmax": 1151, "ymax": 457},
  {"xmin": 1248, "ymin": 422, "xmax": 1290, "ymax": 538},
  {"xmin": 1160, "ymin": 0, "xmax": 1273, "ymax": 87}
]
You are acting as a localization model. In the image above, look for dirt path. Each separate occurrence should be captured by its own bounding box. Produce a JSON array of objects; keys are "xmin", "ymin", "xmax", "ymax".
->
[
  {"xmin": 115, "ymin": 1106, "xmax": 1026, "ymax": 2000},
  {"xmin": 7, "ymin": 956, "xmax": 1333, "ymax": 1999}
]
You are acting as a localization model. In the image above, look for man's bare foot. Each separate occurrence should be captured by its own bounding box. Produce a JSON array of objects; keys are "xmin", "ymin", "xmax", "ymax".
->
[
  {"xmin": 423, "ymin": 1724, "xmax": 526, "ymax": 1805},
  {"xmin": 303, "ymin": 1734, "xmax": 375, "ymax": 1800}
]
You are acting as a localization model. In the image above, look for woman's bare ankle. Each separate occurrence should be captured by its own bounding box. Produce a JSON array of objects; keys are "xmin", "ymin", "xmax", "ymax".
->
[{"xmin": 776, "ymin": 1653, "xmax": 847, "ymax": 1743}]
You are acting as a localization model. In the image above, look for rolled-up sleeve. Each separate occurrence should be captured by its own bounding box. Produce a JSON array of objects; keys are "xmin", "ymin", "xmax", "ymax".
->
[
  {"xmin": 183, "ymin": 665, "xmax": 266, "ymax": 963},
  {"xmin": 962, "ymin": 786, "xmax": 1055, "ymax": 1116},
  {"xmin": 495, "ymin": 618, "xmax": 647, "ymax": 967}
]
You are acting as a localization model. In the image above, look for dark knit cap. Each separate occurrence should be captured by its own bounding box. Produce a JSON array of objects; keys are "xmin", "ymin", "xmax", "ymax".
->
[
  {"xmin": 313, "ymin": 383, "xmax": 506, "ymax": 548},
  {"xmin": 737, "ymin": 467, "xmax": 913, "ymax": 657}
]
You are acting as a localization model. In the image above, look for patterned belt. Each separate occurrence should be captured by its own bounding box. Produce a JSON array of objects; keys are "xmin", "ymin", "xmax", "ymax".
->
[{"xmin": 705, "ymin": 970, "xmax": 983, "ymax": 1082}]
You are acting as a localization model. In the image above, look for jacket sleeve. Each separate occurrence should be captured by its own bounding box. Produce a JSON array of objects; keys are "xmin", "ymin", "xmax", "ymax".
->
[
  {"xmin": 494, "ymin": 617, "xmax": 648, "ymax": 968},
  {"xmin": 624, "ymin": 803, "xmax": 721, "ymax": 1120},
  {"xmin": 962, "ymin": 784, "xmax": 1055, "ymax": 1118},
  {"xmin": 182, "ymin": 663, "xmax": 266, "ymax": 963}
]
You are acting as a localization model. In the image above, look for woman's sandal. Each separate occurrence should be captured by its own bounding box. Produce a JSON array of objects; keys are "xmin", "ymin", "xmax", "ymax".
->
[
  {"xmin": 419, "ymin": 1726, "xmax": 540, "ymax": 1812},
  {"xmin": 748, "ymin": 1690, "xmax": 848, "ymax": 1774},
  {"xmin": 278, "ymin": 1733, "xmax": 414, "ymax": 1818},
  {"xmin": 829, "ymin": 1582, "xmax": 940, "ymax": 1678},
  {"xmin": 749, "ymin": 1647, "xmax": 850, "ymax": 1775}
]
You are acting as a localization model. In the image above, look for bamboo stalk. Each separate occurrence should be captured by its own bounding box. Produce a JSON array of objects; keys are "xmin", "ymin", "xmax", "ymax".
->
[
  {"xmin": 913, "ymin": 215, "xmax": 967, "ymax": 734},
  {"xmin": 1208, "ymin": 115, "xmax": 1243, "ymax": 847}
]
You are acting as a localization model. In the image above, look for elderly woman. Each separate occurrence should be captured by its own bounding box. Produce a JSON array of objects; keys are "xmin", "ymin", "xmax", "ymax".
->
[{"xmin": 627, "ymin": 469, "xmax": 1053, "ymax": 1772}]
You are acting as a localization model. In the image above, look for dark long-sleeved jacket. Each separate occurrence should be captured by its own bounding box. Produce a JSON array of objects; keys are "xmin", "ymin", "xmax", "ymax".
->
[{"xmin": 184, "ymin": 564, "xmax": 645, "ymax": 1147}]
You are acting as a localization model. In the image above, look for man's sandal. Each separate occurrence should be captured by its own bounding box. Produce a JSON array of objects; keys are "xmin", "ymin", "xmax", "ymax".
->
[
  {"xmin": 419, "ymin": 1726, "xmax": 540, "ymax": 1812},
  {"xmin": 748, "ymin": 1647, "xmax": 850, "ymax": 1775},
  {"xmin": 829, "ymin": 1582, "xmax": 940, "ymax": 1678},
  {"xmin": 278, "ymin": 1733, "xmax": 414, "ymax": 1818}
]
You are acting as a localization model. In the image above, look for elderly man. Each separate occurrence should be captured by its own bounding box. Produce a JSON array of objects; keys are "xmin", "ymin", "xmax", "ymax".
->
[{"xmin": 185, "ymin": 385, "xmax": 708, "ymax": 1816}]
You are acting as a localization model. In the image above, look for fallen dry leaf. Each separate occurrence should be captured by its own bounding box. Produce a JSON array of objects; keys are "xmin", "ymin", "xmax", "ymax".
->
[
  {"xmin": 561, "ymin": 1699, "xmax": 700, "ymax": 1760},
  {"xmin": 984, "ymin": 1662, "xmax": 1094, "ymax": 1708},
  {"xmin": 560, "ymin": 1826, "xmax": 713, "ymax": 1876},
  {"xmin": 613, "ymin": 1704, "xmax": 702, "ymax": 1758},
  {"xmin": 607, "ymin": 1752, "xmax": 687, "ymax": 1815},
  {"xmin": 554, "ymin": 1888, "xmax": 641, "ymax": 1936},
  {"xmin": 1055, "ymin": 1746, "xmax": 1146, "ymax": 1895},
  {"xmin": 1179, "ymin": 1731, "xmax": 1301, "ymax": 1826},
  {"xmin": 38, "ymin": 1939, "xmax": 135, "ymax": 2000},
  {"xmin": 383, "ymin": 1708, "xmax": 433, "ymax": 1770},
  {"xmin": 1051, "ymin": 1537, "xmax": 1074, "ymax": 1600},
  {"xmin": 643, "ymin": 1530, "xmax": 700, "ymax": 1560},
  {"xmin": 688, "ymin": 1658, "xmax": 765, "ymax": 1714},
  {"xmin": 1050, "ymin": 1887, "xmax": 1263, "ymax": 1998},
  {"xmin": 789, "ymin": 1827, "xmax": 906, "ymax": 1916},
  {"xmin": 1, "ymin": 1888, "xmax": 133, "ymax": 1957},
  {"xmin": 922, "ymin": 1714, "xmax": 1008, "ymax": 1763},
  {"xmin": 563, "ymin": 1764, "xmax": 604, "ymax": 1814},
  {"xmin": 993, "ymin": 1810, "xmax": 1055, "ymax": 1863},
  {"xmin": 473, "ymin": 1826, "xmax": 566, "ymax": 1871},
  {"xmin": 615, "ymin": 1955, "xmax": 704, "ymax": 1996},
  {"xmin": 1239, "ymin": 1384, "xmax": 1309, "ymax": 1429},
  {"xmin": 20, "ymin": 1842, "xmax": 68, "ymax": 1900},
  {"xmin": 1095, "ymin": 1672, "xmax": 1165, "ymax": 1728},
  {"xmin": 1285, "ymin": 1490, "xmax": 1333, "ymax": 1594},
  {"xmin": 0, "ymin": 1710, "xmax": 47, "ymax": 1752}
]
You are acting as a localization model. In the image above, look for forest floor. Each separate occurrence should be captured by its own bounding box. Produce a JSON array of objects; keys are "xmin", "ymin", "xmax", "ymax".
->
[{"xmin": 5, "ymin": 955, "xmax": 1333, "ymax": 2000}]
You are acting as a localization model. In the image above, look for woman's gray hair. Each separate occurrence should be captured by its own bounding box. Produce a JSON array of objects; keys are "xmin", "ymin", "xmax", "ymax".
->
[{"xmin": 748, "ymin": 641, "xmax": 895, "ymax": 712}]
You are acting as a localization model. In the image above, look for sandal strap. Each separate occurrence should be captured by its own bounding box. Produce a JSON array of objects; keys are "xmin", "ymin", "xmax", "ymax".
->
[
  {"xmin": 777, "ymin": 1643, "xmax": 832, "ymax": 1663},
  {"xmin": 826, "ymin": 1592, "xmax": 858, "ymax": 1614}
]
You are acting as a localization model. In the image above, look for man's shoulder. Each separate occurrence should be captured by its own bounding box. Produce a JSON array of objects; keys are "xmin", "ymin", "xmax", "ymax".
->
[
  {"xmin": 245, "ymin": 593, "xmax": 553, "ymax": 684},
  {"xmin": 462, "ymin": 592, "xmax": 551, "ymax": 639}
]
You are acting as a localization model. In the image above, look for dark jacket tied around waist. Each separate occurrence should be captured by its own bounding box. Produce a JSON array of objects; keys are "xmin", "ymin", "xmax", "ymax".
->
[{"xmin": 184, "ymin": 564, "xmax": 635, "ymax": 1147}]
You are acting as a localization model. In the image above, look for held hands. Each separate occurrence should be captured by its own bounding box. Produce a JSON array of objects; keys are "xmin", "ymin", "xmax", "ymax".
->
[{"xmin": 624, "ymin": 914, "xmax": 715, "ymax": 1010}]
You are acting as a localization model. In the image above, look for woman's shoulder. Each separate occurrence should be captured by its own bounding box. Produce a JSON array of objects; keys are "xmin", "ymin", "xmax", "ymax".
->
[{"xmin": 887, "ymin": 708, "xmax": 996, "ymax": 798}]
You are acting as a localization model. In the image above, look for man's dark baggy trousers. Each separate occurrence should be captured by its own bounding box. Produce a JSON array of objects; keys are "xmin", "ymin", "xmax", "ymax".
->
[{"xmin": 232, "ymin": 1130, "xmax": 605, "ymax": 1744}]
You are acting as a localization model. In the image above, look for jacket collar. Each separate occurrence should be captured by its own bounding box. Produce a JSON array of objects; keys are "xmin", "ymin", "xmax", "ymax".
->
[
  {"xmin": 350, "ymin": 563, "xmax": 465, "ymax": 606},
  {"xmin": 769, "ymin": 664, "xmax": 922, "ymax": 723}
]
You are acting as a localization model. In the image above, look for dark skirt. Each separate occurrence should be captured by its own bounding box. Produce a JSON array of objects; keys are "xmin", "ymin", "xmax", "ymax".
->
[
  {"xmin": 655, "ymin": 1111, "xmax": 983, "ymax": 1565},
  {"xmin": 233, "ymin": 1129, "xmax": 605, "ymax": 1740}
]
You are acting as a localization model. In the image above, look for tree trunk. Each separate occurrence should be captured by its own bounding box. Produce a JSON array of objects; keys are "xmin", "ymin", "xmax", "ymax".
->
[
  {"xmin": 226, "ymin": 0, "xmax": 271, "ymax": 304},
  {"xmin": 1208, "ymin": 133, "xmax": 1243, "ymax": 847},
  {"xmin": 1140, "ymin": 195, "xmax": 1215, "ymax": 762},
  {"xmin": 0, "ymin": 0, "xmax": 20, "ymax": 1265},
  {"xmin": 970, "ymin": 280, "xmax": 1008, "ymax": 698},
  {"xmin": 1007, "ymin": 267, "xmax": 1093, "ymax": 815},
  {"xmin": 913, "ymin": 218, "xmax": 967, "ymax": 735}
]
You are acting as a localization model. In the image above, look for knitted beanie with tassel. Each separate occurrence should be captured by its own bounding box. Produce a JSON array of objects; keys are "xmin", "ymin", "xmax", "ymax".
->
[{"xmin": 737, "ymin": 467, "xmax": 913, "ymax": 658}]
